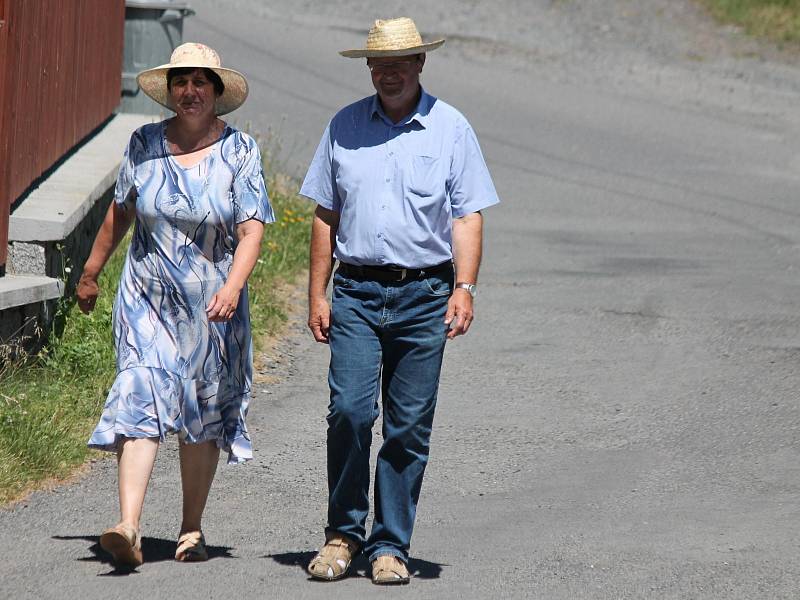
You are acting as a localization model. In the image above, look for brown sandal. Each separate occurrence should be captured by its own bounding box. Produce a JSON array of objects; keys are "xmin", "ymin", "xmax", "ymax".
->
[
  {"xmin": 371, "ymin": 555, "xmax": 410, "ymax": 585},
  {"xmin": 175, "ymin": 530, "xmax": 208, "ymax": 562},
  {"xmin": 99, "ymin": 523, "xmax": 143, "ymax": 568},
  {"xmin": 307, "ymin": 534, "xmax": 359, "ymax": 581}
]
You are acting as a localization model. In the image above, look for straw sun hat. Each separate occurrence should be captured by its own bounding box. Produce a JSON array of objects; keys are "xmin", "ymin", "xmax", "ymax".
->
[
  {"xmin": 136, "ymin": 42, "xmax": 248, "ymax": 115},
  {"xmin": 340, "ymin": 17, "xmax": 445, "ymax": 58}
]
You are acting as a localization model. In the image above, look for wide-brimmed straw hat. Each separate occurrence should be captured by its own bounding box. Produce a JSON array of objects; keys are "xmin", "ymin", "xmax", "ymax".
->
[
  {"xmin": 340, "ymin": 17, "xmax": 445, "ymax": 58},
  {"xmin": 136, "ymin": 42, "xmax": 248, "ymax": 115}
]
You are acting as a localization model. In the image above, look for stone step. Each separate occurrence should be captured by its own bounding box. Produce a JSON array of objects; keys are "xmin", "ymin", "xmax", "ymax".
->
[{"xmin": 0, "ymin": 274, "xmax": 62, "ymax": 311}]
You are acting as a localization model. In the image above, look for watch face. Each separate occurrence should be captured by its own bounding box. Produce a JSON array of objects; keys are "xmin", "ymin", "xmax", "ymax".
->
[{"xmin": 457, "ymin": 283, "xmax": 476, "ymax": 297}]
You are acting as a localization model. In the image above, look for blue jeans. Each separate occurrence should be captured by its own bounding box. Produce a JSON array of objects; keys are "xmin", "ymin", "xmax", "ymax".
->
[{"xmin": 325, "ymin": 266, "xmax": 452, "ymax": 563}]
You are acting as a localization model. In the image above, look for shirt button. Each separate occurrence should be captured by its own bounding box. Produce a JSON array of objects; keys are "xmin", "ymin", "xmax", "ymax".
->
[
  {"xmin": 382, "ymin": 205, "xmax": 387, "ymax": 210},
  {"xmin": 385, "ymin": 178, "xmax": 390, "ymax": 183},
  {"xmin": 377, "ymin": 233, "xmax": 382, "ymax": 238},
  {"xmin": 389, "ymin": 152, "xmax": 394, "ymax": 156}
]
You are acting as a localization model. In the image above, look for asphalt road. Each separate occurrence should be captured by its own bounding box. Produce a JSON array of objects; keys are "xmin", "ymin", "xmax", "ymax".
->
[{"xmin": 2, "ymin": 1, "xmax": 800, "ymax": 598}]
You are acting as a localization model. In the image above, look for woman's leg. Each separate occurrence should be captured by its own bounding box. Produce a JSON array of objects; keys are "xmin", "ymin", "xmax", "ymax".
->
[
  {"xmin": 178, "ymin": 440, "xmax": 220, "ymax": 533},
  {"xmin": 117, "ymin": 437, "xmax": 159, "ymax": 530}
]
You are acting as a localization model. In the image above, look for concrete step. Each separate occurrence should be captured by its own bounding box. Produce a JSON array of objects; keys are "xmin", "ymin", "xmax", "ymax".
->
[
  {"xmin": 0, "ymin": 274, "xmax": 62, "ymax": 311},
  {"xmin": 9, "ymin": 113, "xmax": 155, "ymax": 242}
]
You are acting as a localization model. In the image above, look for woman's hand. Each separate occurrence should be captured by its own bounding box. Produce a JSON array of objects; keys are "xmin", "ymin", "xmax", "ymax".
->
[
  {"xmin": 206, "ymin": 284, "xmax": 241, "ymax": 322},
  {"xmin": 76, "ymin": 274, "xmax": 100, "ymax": 314}
]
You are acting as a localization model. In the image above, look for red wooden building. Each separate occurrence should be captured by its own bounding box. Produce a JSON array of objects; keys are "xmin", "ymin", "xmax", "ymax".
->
[{"xmin": 0, "ymin": 0, "xmax": 125, "ymax": 275}]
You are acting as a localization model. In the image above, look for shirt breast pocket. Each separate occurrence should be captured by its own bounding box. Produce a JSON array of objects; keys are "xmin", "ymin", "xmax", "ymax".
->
[{"xmin": 408, "ymin": 154, "xmax": 441, "ymax": 198}]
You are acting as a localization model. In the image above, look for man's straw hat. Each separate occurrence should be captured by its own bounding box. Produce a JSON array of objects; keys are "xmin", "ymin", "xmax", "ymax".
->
[
  {"xmin": 340, "ymin": 17, "xmax": 445, "ymax": 58},
  {"xmin": 137, "ymin": 42, "xmax": 249, "ymax": 115}
]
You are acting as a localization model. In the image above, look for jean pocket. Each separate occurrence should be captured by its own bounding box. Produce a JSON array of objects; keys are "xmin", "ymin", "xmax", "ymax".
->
[
  {"xmin": 408, "ymin": 155, "xmax": 440, "ymax": 197},
  {"xmin": 333, "ymin": 271, "xmax": 355, "ymax": 289},
  {"xmin": 423, "ymin": 276, "xmax": 452, "ymax": 297}
]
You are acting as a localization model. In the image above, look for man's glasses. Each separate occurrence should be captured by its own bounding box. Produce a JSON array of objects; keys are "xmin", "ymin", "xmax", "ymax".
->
[{"xmin": 367, "ymin": 60, "xmax": 416, "ymax": 74}]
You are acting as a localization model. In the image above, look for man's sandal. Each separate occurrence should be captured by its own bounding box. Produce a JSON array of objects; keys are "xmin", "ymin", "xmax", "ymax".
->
[
  {"xmin": 307, "ymin": 534, "xmax": 359, "ymax": 581},
  {"xmin": 175, "ymin": 530, "xmax": 208, "ymax": 562},
  {"xmin": 99, "ymin": 523, "xmax": 143, "ymax": 568},
  {"xmin": 371, "ymin": 555, "xmax": 410, "ymax": 585}
]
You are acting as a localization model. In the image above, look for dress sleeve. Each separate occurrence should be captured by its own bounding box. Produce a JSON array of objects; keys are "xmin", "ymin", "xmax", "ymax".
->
[
  {"xmin": 299, "ymin": 122, "xmax": 340, "ymax": 212},
  {"xmin": 114, "ymin": 131, "xmax": 143, "ymax": 212},
  {"xmin": 448, "ymin": 120, "xmax": 500, "ymax": 217},
  {"xmin": 232, "ymin": 137, "xmax": 275, "ymax": 224}
]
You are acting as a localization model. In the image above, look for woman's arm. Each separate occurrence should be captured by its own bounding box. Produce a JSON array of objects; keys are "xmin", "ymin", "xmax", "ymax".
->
[
  {"xmin": 205, "ymin": 218, "xmax": 265, "ymax": 322},
  {"xmin": 76, "ymin": 199, "xmax": 136, "ymax": 314}
]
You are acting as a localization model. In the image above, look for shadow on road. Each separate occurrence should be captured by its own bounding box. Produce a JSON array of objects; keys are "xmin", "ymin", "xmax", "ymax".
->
[
  {"xmin": 53, "ymin": 535, "xmax": 235, "ymax": 575},
  {"xmin": 266, "ymin": 550, "xmax": 447, "ymax": 580}
]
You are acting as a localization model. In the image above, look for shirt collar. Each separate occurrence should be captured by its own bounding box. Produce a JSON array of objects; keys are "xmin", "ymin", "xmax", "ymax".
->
[{"xmin": 370, "ymin": 87, "xmax": 433, "ymax": 129}]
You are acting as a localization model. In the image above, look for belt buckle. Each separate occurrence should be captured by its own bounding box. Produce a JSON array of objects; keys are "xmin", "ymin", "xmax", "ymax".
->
[{"xmin": 386, "ymin": 265, "xmax": 407, "ymax": 281}]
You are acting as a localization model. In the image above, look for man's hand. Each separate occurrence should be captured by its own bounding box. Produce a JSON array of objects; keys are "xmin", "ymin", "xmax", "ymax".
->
[
  {"xmin": 76, "ymin": 275, "xmax": 100, "ymax": 314},
  {"xmin": 206, "ymin": 284, "xmax": 241, "ymax": 322},
  {"xmin": 444, "ymin": 288, "xmax": 474, "ymax": 339},
  {"xmin": 308, "ymin": 296, "xmax": 332, "ymax": 343}
]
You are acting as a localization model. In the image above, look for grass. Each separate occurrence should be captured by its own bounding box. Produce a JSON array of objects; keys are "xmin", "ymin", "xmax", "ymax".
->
[
  {"xmin": 0, "ymin": 147, "xmax": 312, "ymax": 505},
  {"xmin": 699, "ymin": 0, "xmax": 800, "ymax": 44}
]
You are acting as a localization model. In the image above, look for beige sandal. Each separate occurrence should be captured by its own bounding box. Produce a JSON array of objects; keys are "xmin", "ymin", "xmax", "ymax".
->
[
  {"xmin": 175, "ymin": 530, "xmax": 208, "ymax": 562},
  {"xmin": 371, "ymin": 555, "xmax": 410, "ymax": 585},
  {"xmin": 99, "ymin": 523, "xmax": 143, "ymax": 568},
  {"xmin": 307, "ymin": 534, "xmax": 359, "ymax": 581}
]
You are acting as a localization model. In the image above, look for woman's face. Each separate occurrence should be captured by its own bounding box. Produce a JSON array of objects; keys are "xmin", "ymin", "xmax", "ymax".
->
[{"xmin": 169, "ymin": 68, "xmax": 218, "ymax": 120}]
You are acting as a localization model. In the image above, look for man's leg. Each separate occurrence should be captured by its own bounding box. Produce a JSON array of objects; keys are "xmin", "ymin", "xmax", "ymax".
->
[
  {"xmin": 365, "ymin": 274, "xmax": 451, "ymax": 563},
  {"xmin": 325, "ymin": 273, "xmax": 384, "ymax": 545}
]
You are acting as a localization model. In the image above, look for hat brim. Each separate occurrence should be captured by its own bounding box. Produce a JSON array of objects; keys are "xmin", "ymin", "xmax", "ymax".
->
[
  {"xmin": 339, "ymin": 39, "xmax": 445, "ymax": 58},
  {"xmin": 136, "ymin": 64, "xmax": 249, "ymax": 116}
]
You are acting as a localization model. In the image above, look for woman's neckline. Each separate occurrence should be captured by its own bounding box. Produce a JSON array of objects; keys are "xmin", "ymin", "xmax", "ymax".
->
[{"xmin": 162, "ymin": 119, "xmax": 229, "ymax": 171}]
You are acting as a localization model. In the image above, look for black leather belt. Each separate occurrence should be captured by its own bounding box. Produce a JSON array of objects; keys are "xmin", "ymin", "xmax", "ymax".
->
[{"xmin": 338, "ymin": 261, "xmax": 453, "ymax": 282}]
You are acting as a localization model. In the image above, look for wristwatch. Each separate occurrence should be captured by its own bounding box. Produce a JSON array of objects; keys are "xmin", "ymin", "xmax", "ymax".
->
[{"xmin": 455, "ymin": 282, "xmax": 477, "ymax": 298}]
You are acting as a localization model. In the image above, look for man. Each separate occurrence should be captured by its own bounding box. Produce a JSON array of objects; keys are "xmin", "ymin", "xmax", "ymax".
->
[{"xmin": 300, "ymin": 17, "xmax": 499, "ymax": 585}]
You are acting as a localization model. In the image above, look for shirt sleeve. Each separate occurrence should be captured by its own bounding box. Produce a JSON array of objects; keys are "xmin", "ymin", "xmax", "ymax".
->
[
  {"xmin": 232, "ymin": 137, "xmax": 275, "ymax": 225},
  {"xmin": 299, "ymin": 122, "xmax": 340, "ymax": 212},
  {"xmin": 448, "ymin": 120, "xmax": 500, "ymax": 218},
  {"xmin": 113, "ymin": 131, "xmax": 143, "ymax": 212}
]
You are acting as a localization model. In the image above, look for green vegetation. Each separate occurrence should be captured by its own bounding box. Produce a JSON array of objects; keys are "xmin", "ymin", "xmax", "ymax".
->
[
  {"xmin": 700, "ymin": 0, "xmax": 800, "ymax": 44},
  {"xmin": 0, "ymin": 153, "xmax": 312, "ymax": 504}
]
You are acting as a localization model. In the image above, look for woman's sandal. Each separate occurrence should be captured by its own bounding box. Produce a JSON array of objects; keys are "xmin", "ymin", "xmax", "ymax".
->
[
  {"xmin": 371, "ymin": 555, "xmax": 410, "ymax": 585},
  {"xmin": 99, "ymin": 523, "xmax": 143, "ymax": 568},
  {"xmin": 307, "ymin": 534, "xmax": 359, "ymax": 581},
  {"xmin": 175, "ymin": 530, "xmax": 208, "ymax": 562}
]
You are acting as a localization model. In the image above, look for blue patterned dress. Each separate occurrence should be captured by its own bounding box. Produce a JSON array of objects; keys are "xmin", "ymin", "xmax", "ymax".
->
[{"xmin": 88, "ymin": 121, "xmax": 274, "ymax": 464}]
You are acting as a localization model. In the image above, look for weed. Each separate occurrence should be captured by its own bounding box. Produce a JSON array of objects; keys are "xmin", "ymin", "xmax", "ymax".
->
[{"xmin": 699, "ymin": 0, "xmax": 800, "ymax": 44}]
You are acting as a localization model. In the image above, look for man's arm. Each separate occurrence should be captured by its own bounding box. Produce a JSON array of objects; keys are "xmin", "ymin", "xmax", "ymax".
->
[
  {"xmin": 445, "ymin": 211, "xmax": 483, "ymax": 339},
  {"xmin": 308, "ymin": 205, "xmax": 340, "ymax": 343}
]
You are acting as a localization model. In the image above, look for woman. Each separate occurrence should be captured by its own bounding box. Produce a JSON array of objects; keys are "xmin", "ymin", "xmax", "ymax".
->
[{"xmin": 77, "ymin": 43, "xmax": 274, "ymax": 568}]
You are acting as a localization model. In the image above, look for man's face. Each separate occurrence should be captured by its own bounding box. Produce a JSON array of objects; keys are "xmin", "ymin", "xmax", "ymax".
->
[{"xmin": 367, "ymin": 54, "xmax": 424, "ymax": 103}]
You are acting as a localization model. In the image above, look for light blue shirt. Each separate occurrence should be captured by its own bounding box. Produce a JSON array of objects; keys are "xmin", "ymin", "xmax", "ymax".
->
[{"xmin": 300, "ymin": 89, "xmax": 500, "ymax": 268}]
